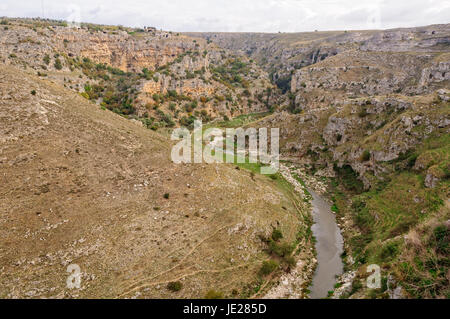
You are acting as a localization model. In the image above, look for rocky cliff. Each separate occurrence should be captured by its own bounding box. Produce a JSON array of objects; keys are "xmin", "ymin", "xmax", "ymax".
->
[
  {"xmin": 0, "ymin": 18, "xmax": 280, "ymax": 127},
  {"xmin": 196, "ymin": 24, "xmax": 449, "ymax": 299}
]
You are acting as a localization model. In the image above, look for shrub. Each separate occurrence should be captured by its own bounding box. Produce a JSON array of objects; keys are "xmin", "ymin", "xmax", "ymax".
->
[
  {"xmin": 167, "ymin": 90, "xmax": 178, "ymax": 98},
  {"xmin": 333, "ymin": 164, "xmax": 364, "ymax": 194},
  {"xmin": 259, "ymin": 260, "xmax": 279, "ymax": 276},
  {"xmin": 379, "ymin": 241, "xmax": 399, "ymax": 261},
  {"xmin": 163, "ymin": 193, "xmax": 170, "ymax": 199},
  {"xmin": 31, "ymin": 90, "xmax": 36, "ymax": 96},
  {"xmin": 361, "ymin": 150, "xmax": 371, "ymax": 162},
  {"xmin": 353, "ymin": 207, "xmax": 375, "ymax": 233},
  {"xmin": 269, "ymin": 240, "xmax": 293, "ymax": 257},
  {"xmin": 350, "ymin": 280, "xmax": 363, "ymax": 294},
  {"xmin": 284, "ymin": 256, "xmax": 296, "ymax": 267},
  {"xmin": 271, "ymin": 229, "xmax": 283, "ymax": 241},
  {"xmin": 54, "ymin": 58, "xmax": 63, "ymax": 70},
  {"xmin": 358, "ymin": 107, "xmax": 368, "ymax": 117},
  {"xmin": 167, "ymin": 281, "xmax": 182, "ymax": 292},
  {"xmin": 331, "ymin": 204, "xmax": 339, "ymax": 213},
  {"xmin": 153, "ymin": 93, "xmax": 162, "ymax": 102},
  {"xmin": 205, "ymin": 290, "xmax": 224, "ymax": 299},
  {"xmin": 432, "ymin": 225, "xmax": 449, "ymax": 254}
]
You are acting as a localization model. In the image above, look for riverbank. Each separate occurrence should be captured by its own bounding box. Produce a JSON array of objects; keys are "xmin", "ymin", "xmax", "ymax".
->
[{"xmin": 262, "ymin": 163, "xmax": 345, "ymax": 299}]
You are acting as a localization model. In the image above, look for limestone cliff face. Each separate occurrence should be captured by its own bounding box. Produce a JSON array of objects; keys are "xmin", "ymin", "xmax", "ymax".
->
[
  {"xmin": 53, "ymin": 28, "xmax": 197, "ymax": 72},
  {"xmin": 1, "ymin": 19, "xmax": 277, "ymax": 123},
  {"xmin": 0, "ymin": 23, "xmax": 198, "ymax": 72},
  {"xmin": 289, "ymin": 50, "xmax": 445, "ymax": 108}
]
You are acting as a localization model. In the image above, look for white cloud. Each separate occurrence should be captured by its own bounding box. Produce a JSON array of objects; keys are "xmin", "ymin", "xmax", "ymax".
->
[{"xmin": 1, "ymin": 0, "xmax": 449, "ymax": 32}]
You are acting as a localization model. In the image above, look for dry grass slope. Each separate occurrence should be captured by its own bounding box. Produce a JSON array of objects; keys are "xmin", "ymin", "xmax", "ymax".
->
[{"xmin": 0, "ymin": 65, "xmax": 306, "ymax": 298}]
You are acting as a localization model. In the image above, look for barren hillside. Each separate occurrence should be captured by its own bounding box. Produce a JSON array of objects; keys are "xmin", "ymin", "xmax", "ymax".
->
[{"xmin": 0, "ymin": 64, "xmax": 311, "ymax": 298}]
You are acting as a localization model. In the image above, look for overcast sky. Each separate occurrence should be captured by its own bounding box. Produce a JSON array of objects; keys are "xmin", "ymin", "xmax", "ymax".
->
[{"xmin": 1, "ymin": 0, "xmax": 449, "ymax": 32}]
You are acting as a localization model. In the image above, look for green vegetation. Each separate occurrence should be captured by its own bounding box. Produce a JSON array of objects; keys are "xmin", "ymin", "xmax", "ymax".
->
[
  {"xmin": 333, "ymin": 164, "xmax": 364, "ymax": 194},
  {"xmin": 274, "ymin": 75, "xmax": 291, "ymax": 94},
  {"xmin": 43, "ymin": 54, "xmax": 50, "ymax": 65},
  {"xmin": 213, "ymin": 112, "xmax": 272, "ymax": 128},
  {"xmin": 259, "ymin": 260, "xmax": 279, "ymax": 276}
]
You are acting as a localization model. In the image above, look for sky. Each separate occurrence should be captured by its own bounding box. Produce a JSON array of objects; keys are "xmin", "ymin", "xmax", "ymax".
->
[{"xmin": 0, "ymin": 0, "xmax": 449, "ymax": 32}]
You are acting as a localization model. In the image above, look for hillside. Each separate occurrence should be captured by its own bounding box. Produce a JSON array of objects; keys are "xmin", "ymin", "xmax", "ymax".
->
[{"xmin": 0, "ymin": 64, "xmax": 312, "ymax": 298}]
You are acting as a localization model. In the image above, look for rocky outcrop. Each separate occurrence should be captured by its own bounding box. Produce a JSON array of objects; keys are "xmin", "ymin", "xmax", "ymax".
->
[{"xmin": 420, "ymin": 61, "xmax": 450, "ymax": 86}]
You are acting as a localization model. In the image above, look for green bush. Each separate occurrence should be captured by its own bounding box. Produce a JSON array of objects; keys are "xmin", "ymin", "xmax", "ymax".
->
[
  {"xmin": 259, "ymin": 260, "xmax": 279, "ymax": 276},
  {"xmin": 54, "ymin": 58, "xmax": 63, "ymax": 70},
  {"xmin": 379, "ymin": 241, "xmax": 399, "ymax": 261},
  {"xmin": 31, "ymin": 90, "xmax": 36, "ymax": 96},
  {"xmin": 361, "ymin": 150, "xmax": 371, "ymax": 162},
  {"xmin": 167, "ymin": 281, "xmax": 182, "ymax": 292},
  {"xmin": 353, "ymin": 207, "xmax": 375, "ymax": 233},
  {"xmin": 269, "ymin": 240, "xmax": 293, "ymax": 257},
  {"xmin": 163, "ymin": 193, "xmax": 170, "ymax": 199},
  {"xmin": 331, "ymin": 204, "xmax": 339, "ymax": 213},
  {"xmin": 284, "ymin": 256, "xmax": 296, "ymax": 267},
  {"xmin": 358, "ymin": 107, "xmax": 368, "ymax": 117},
  {"xmin": 432, "ymin": 225, "xmax": 449, "ymax": 254},
  {"xmin": 205, "ymin": 290, "xmax": 224, "ymax": 299},
  {"xmin": 271, "ymin": 229, "xmax": 283, "ymax": 241},
  {"xmin": 169, "ymin": 102, "xmax": 177, "ymax": 111},
  {"xmin": 43, "ymin": 54, "xmax": 50, "ymax": 65},
  {"xmin": 350, "ymin": 280, "xmax": 363, "ymax": 294}
]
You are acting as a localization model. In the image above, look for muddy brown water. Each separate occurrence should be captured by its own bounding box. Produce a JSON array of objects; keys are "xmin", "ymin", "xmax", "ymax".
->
[{"xmin": 308, "ymin": 188, "xmax": 344, "ymax": 299}]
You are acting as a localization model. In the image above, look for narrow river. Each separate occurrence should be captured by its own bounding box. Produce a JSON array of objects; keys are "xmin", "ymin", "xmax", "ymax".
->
[{"xmin": 308, "ymin": 188, "xmax": 344, "ymax": 299}]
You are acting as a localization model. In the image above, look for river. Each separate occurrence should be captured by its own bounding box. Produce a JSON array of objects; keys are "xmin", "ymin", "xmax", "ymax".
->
[{"xmin": 308, "ymin": 188, "xmax": 344, "ymax": 299}]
